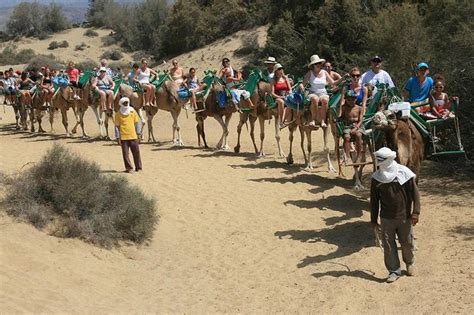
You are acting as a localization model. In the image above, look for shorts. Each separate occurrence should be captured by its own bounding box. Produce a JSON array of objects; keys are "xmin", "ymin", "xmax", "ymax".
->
[
  {"xmin": 5, "ymin": 87, "xmax": 17, "ymax": 95},
  {"xmin": 343, "ymin": 124, "xmax": 365, "ymax": 136},
  {"xmin": 308, "ymin": 93, "xmax": 329, "ymax": 101},
  {"xmin": 70, "ymin": 81, "xmax": 83, "ymax": 88},
  {"xmin": 230, "ymin": 89, "xmax": 250, "ymax": 105}
]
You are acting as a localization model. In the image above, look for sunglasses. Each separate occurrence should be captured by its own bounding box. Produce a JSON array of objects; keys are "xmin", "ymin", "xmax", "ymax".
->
[
  {"xmin": 434, "ymin": 86, "xmax": 444, "ymax": 89},
  {"xmin": 372, "ymin": 60, "xmax": 381, "ymax": 64},
  {"xmin": 351, "ymin": 74, "xmax": 361, "ymax": 78}
]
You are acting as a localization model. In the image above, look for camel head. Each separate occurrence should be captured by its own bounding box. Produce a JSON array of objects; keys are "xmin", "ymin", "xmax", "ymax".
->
[{"xmin": 372, "ymin": 109, "xmax": 398, "ymax": 131}]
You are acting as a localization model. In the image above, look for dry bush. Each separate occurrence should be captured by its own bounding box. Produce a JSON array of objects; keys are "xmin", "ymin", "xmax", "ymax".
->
[
  {"xmin": 101, "ymin": 49, "xmax": 123, "ymax": 61},
  {"xmin": 74, "ymin": 42, "xmax": 87, "ymax": 51},
  {"xmin": 2, "ymin": 145, "xmax": 158, "ymax": 247},
  {"xmin": 84, "ymin": 29, "xmax": 99, "ymax": 37}
]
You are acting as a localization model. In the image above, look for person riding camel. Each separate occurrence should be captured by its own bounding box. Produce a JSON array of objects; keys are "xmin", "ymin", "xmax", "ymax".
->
[
  {"xmin": 361, "ymin": 55, "xmax": 395, "ymax": 95},
  {"xmin": 184, "ymin": 67, "xmax": 206, "ymax": 113},
  {"xmin": 340, "ymin": 67, "xmax": 368, "ymax": 116},
  {"xmin": 301, "ymin": 55, "xmax": 336, "ymax": 128},
  {"xmin": 170, "ymin": 59, "xmax": 185, "ymax": 86},
  {"xmin": 263, "ymin": 56, "xmax": 278, "ymax": 82},
  {"xmin": 403, "ymin": 62, "xmax": 434, "ymax": 114},
  {"xmin": 323, "ymin": 61, "xmax": 342, "ymax": 82},
  {"xmin": 92, "ymin": 67, "xmax": 115, "ymax": 111},
  {"xmin": 428, "ymin": 75, "xmax": 457, "ymax": 119},
  {"xmin": 134, "ymin": 58, "xmax": 158, "ymax": 107},
  {"xmin": 340, "ymin": 90, "xmax": 364, "ymax": 164},
  {"xmin": 66, "ymin": 61, "xmax": 81, "ymax": 100},
  {"xmin": 97, "ymin": 59, "xmax": 113, "ymax": 77},
  {"xmin": 218, "ymin": 57, "xmax": 254, "ymax": 111},
  {"xmin": 17, "ymin": 72, "xmax": 36, "ymax": 107},
  {"xmin": 40, "ymin": 70, "xmax": 54, "ymax": 107},
  {"xmin": 3, "ymin": 70, "xmax": 18, "ymax": 105},
  {"xmin": 270, "ymin": 63, "xmax": 293, "ymax": 129}
]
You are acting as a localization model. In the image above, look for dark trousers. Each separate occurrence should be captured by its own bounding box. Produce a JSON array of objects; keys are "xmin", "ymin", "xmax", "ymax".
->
[
  {"xmin": 381, "ymin": 218, "xmax": 415, "ymax": 275},
  {"xmin": 121, "ymin": 139, "xmax": 142, "ymax": 171}
]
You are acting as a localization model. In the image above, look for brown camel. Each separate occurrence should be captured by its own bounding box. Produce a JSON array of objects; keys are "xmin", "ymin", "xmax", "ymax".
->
[
  {"xmin": 28, "ymin": 89, "xmax": 49, "ymax": 133},
  {"xmin": 285, "ymin": 97, "xmax": 337, "ymax": 172},
  {"xmin": 146, "ymin": 80, "xmax": 186, "ymax": 145},
  {"xmin": 372, "ymin": 109, "xmax": 425, "ymax": 177},
  {"xmin": 195, "ymin": 79, "xmax": 236, "ymax": 150},
  {"xmin": 15, "ymin": 89, "xmax": 32, "ymax": 131},
  {"xmin": 49, "ymin": 86, "xmax": 85, "ymax": 137},
  {"xmin": 234, "ymin": 80, "xmax": 286, "ymax": 157}
]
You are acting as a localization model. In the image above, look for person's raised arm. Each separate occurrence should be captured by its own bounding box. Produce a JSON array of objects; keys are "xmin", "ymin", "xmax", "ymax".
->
[{"xmin": 286, "ymin": 75, "xmax": 292, "ymax": 94}]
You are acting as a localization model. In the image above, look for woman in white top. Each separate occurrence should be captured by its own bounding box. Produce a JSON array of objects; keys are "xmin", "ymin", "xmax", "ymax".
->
[
  {"xmin": 301, "ymin": 55, "xmax": 336, "ymax": 128},
  {"xmin": 134, "ymin": 58, "xmax": 158, "ymax": 107}
]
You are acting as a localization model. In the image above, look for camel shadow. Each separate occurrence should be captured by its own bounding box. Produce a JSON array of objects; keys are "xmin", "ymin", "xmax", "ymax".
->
[
  {"xmin": 190, "ymin": 150, "xmax": 257, "ymax": 159},
  {"xmin": 230, "ymin": 160, "xmax": 301, "ymax": 174},
  {"xmin": 285, "ymin": 193, "xmax": 368, "ymax": 225},
  {"xmin": 251, "ymin": 173, "xmax": 351, "ymax": 192},
  {"xmin": 275, "ymin": 221, "xmax": 373, "ymax": 269}
]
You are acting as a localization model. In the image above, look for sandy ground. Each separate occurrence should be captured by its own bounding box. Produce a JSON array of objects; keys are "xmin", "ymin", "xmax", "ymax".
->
[{"xmin": 0, "ymin": 100, "xmax": 473, "ymax": 313}]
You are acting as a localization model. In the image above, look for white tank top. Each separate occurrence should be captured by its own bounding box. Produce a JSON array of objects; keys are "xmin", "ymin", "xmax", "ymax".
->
[
  {"xmin": 137, "ymin": 68, "xmax": 150, "ymax": 84},
  {"xmin": 309, "ymin": 71, "xmax": 327, "ymax": 95}
]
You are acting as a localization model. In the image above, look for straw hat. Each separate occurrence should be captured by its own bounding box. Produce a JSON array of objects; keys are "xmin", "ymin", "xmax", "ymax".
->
[
  {"xmin": 308, "ymin": 55, "xmax": 326, "ymax": 68},
  {"xmin": 264, "ymin": 56, "xmax": 277, "ymax": 64},
  {"xmin": 274, "ymin": 63, "xmax": 283, "ymax": 70}
]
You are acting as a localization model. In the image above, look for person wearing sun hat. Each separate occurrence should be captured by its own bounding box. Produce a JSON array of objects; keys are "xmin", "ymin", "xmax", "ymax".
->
[
  {"xmin": 361, "ymin": 55, "xmax": 395, "ymax": 94},
  {"xmin": 370, "ymin": 147, "xmax": 420, "ymax": 283},
  {"xmin": 300, "ymin": 54, "xmax": 338, "ymax": 128},
  {"xmin": 115, "ymin": 97, "xmax": 142, "ymax": 173},
  {"xmin": 403, "ymin": 62, "xmax": 434, "ymax": 104},
  {"xmin": 263, "ymin": 56, "xmax": 278, "ymax": 81}
]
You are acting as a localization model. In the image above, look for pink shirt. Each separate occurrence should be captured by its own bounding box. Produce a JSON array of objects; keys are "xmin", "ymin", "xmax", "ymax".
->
[{"xmin": 67, "ymin": 68, "xmax": 80, "ymax": 82}]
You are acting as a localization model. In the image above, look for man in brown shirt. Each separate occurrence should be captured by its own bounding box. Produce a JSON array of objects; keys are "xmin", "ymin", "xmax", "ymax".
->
[{"xmin": 370, "ymin": 147, "xmax": 420, "ymax": 283}]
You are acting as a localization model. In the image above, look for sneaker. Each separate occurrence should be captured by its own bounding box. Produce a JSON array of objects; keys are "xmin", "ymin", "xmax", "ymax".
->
[
  {"xmin": 386, "ymin": 273, "xmax": 400, "ymax": 283},
  {"xmin": 406, "ymin": 264, "xmax": 415, "ymax": 276}
]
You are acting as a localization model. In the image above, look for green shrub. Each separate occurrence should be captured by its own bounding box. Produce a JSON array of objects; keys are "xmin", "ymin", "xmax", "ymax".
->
[
  {"xmin": 27, "ymin": 54, "xmax": 64, "ymax": 71},
  {"xmin": 84, "ymin": 29, "xmax": 99, "ymax": 37},
  {"xmin": 101, "ymin": 49, "xmax": 123, "ymax": 61},
  {"xmin": 3, "ymin": 145, "xmax": 158, "ymax": 247},
  {"xmin": 76, "ymin": 59, "xmax": 97, "ymax": 72},
  {"xmin": 74, "ymin": 42, "xmax": 87, "ymax": 51},
  {"xmin": 102, "ymin": 36, "xmax": 117, "ymax": 46},
  {"xmin": 59, "ymin": 40, "xmax": 69, "ymax": 48},
  {"xmin": 48, "ymin": 41, "xmax": 60, "ymax": 50}
]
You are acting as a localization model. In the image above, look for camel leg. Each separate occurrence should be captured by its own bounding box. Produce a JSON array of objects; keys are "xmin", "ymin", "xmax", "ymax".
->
[
  {"xmin": 104, "ymin": 110, "xmax": 112, "ymax": 140},
  {"xmin": 91, "ymin": 105, "xmax": 105, "ymax": 138},
  {"xmin": 304, "ymin": 128, "xmax": 313, "ymax": 169},
  {"xmin": 37, "ymin": 109, "xmax": 46, "ymax": 133},
  {"xmin": 274, "ymin": 112, "xmax": 286, "ymax": 157},
  {"xmin": 234, "ymin": 113, "xmax": 246, "ymax": 153},
  {"xmin": 49, "ymin": 106, "xmax": 56, "ymax": 133},
  {"xmin": 214, "ymin": 115, "xmax": 229, "ymax": 150},
  {"xmin": 323, "ymin": 126, "xmax": 336, "ymax": 173},
  {"xmin": 196, "ymin": 117, "xmax": 206, "ymax": 148},
  {"xmin": 70, "ymin": 106, "xmax": 81, "ymax": 135},
  {"xmin": 29, "ymin": 107, "xmax": 35, "ymax": 132},
  {"xmin": 286, "ymin": 124, "xmax": 296, "ymax": 164},
  {"xmin": 222, "ymin": 114, "xmax": 232, "ymax": 151},
  {"xmin": 171, "ymin": 111, "xmax": 184, "ymax": 146},
  {"xmin": 78, "ymin": 108, "xmax": 88, "ymax": 138},
  {"xmin": 13, "ymin": 105, "xmax": 21, "ymax": 130},
  {"xmin": 146, "ymin": 108, "xmax": 157, "ymax": 143},
  {"xmin": 61, "ymin": 108, "xmax": 70, "ymax": 136},
  {"xmin": 137, "ymin": 108, "xmax": 146, "ymax": 141},
  {"xmin": 257, "ymin": 115, "xmax": 265, "ymax": 157}
]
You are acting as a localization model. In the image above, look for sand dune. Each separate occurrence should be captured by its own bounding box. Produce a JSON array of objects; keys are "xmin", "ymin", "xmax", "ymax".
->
[{"xmin": 0, "ymin": 101, "xmax": 472, "ymax": 313}]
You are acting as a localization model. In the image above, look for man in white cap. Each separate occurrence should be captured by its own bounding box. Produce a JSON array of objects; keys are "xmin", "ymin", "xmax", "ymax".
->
[
  {"xmin": 370, "ymin": 147, "xmax": 420, "ymax": 283},
  {"xmin": 263, "ymin": 56, "xmax": 278, "ymax": 82},
  {"xmin": 114, "ymin": 97, "xmax": 142, "ymax": 173}
]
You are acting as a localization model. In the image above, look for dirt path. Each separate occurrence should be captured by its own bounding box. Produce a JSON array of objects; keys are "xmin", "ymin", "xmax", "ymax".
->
[{"xmin": 0, "ymin": 105, "xmax": 472, "ymax": 313}]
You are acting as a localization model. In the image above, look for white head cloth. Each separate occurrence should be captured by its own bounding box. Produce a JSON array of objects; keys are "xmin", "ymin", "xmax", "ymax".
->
[
  {"xmin": 372, "ymin": 147, "xmax": 416, "ymax": 185},
  {"xmin": 119, "ymin": 97, "xmax": 134, "ymax": 115}
]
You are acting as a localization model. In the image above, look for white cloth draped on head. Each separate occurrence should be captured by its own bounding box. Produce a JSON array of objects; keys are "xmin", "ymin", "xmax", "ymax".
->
[
  {"xmin": 372, "ymin": 147, "xmax": 416, "ymax": 185},
  {"xmin": 119, "ymin": 97, "xmax": 134, "ymax": 115}
]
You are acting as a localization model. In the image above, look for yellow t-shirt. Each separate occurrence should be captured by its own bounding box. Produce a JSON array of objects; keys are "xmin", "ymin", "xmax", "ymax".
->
[{"xmin": 114, "ymin": 111, "xmax": 139, "ymax": 140}]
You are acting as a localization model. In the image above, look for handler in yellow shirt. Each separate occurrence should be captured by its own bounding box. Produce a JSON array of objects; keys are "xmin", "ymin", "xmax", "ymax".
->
[{"xmin": 114, "ymin": 97, "xmax": 142, "ymax": 173}]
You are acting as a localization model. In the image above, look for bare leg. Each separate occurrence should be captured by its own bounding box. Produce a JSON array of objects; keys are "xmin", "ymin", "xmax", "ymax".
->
[{"xmin": 309, "ymin": 95, "xmax": 319, "ymax": 125}]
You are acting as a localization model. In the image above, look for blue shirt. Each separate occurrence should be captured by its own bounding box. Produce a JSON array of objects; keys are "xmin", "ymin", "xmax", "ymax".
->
[{"xmin": 404, "ymin": 76, "xmax": 433, "ymax": 102}]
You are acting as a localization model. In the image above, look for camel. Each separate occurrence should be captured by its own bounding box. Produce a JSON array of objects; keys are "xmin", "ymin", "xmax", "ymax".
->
[
  {"xmin": 285, "ymin": 93, "xmax": 337, "ymax": 173},
  {"xmin": 372, "ymin": 109, "xmax": 425, "ymax": 177},
  {"xmin": 195, "ymin": 75, "xmax": 237, "ymax": 150},
  {"xmin": 49, "ymin": 86, "xmax": 85, "ymax": 137},
  {"xmin": 28, "ymin": 89, "xmax": 49, "ymax": 133},
  {"xmin": 234, "ymin": 79, "xmax": 286, "ymax": 157},
  {"xmin": 15, "ymin": 90, "xmax": 31, "ymax": 131},
  {"xmin": 146, "ymin": 79, "xmax": 186, "ymax": 145}
]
